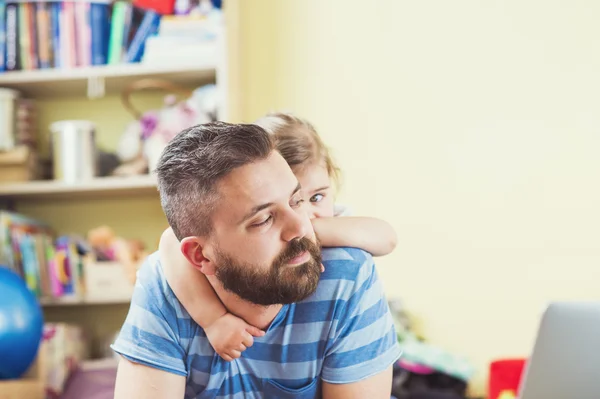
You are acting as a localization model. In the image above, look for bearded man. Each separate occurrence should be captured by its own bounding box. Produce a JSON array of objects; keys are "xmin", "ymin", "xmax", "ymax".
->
[{"xmin": 112, "ymin": 122, "xmax": 401, "ymax": 399}]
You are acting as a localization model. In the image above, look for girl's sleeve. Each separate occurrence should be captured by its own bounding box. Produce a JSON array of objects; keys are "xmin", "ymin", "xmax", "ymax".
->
[{"xmin": 333, "ymin": 204, "xmax": 352, "ymax": 217}]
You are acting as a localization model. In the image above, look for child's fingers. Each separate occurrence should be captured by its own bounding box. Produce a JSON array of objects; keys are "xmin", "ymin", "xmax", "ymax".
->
[
  {"xmin": 246, "ymin": 325, "xmax": 266, "ymax": 337},
  {"xmin": 242, "ymin": 332, "xmax": 254, "ymax": 348},
  {"xmin": 230, "ymin": 350, "xmax": 242, "ymax": 359},
  {"xmin": 222, "ymin": 354, "xmax": 234, "ymax": 362},
  {"xmin": 238, "ymin": 344, "xmax": 247, "ymax": 352}
]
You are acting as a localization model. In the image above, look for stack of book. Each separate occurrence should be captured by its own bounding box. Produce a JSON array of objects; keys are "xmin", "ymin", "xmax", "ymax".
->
[
  {"xmin": 0, "ymin": 210, "xmax": 89, "ymax": 300},
  {"xmin": 0, "ymin": 0, "xmax": 161, "ymax": 72},
  {"xmin": 142, "ymin": 8, "xmax": 221, "ymax": 66}
]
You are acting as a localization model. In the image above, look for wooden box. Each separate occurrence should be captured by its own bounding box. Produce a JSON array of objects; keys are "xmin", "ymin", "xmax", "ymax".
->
[
  {"xmin": 0, "ymin": 146, "xmax": 38, "ymax": 184},
  {"xmin": 84, "ymin": 261, "xmax": 134, "ymax": 302}
]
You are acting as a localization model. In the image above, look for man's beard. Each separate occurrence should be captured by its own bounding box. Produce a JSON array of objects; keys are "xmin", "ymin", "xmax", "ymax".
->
[{"xmin": 214, "ymin": 237, "xmax": 322, "ymax": 306}]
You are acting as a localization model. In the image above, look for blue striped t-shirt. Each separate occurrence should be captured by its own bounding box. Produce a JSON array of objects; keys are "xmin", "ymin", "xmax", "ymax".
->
[{"xmin": 111, "ymin": 247, "xmax": 402, "ymax": 398}]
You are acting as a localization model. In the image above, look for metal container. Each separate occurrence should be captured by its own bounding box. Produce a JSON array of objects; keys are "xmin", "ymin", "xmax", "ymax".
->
[
  {"xmin": 0, "ymin": 88, "xmax": 19, "ymax": 151},
  {"xmin": 49, "ymin": 120, "xmax": 97, "ymax": 183}
]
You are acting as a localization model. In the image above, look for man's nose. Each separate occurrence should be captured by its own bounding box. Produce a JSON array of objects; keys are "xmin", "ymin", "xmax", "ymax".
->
[{"xmin": 281, "ymin": 209, "xmax": 309, "ymax": 242}]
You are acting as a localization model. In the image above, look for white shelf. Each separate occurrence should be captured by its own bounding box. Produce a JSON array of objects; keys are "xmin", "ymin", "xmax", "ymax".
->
[
  {"xmin": 0, "ymin": 61, "xmax": 217, "ymax": 98},
  {"xmin": 39, "ymin": 294, "xmax": 132, "ymax": 307},
  {"xmin": 0, "ymin": 174, "xmax": 158, "ymax": 200}
]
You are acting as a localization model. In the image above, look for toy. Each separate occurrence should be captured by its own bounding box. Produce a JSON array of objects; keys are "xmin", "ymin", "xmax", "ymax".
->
[
  {"xmin": 86, "ymin": 226, "xmax": 148, "ymax": 285},
  {"xmin": 489, "ymin": 358, "xmax": 526, "ymax": 399},
  {"xmin": 498, "ymin": 390, "xmax": 516, "ymax": 399},
  {"xmin": 0, "ymin": 266, "xmax": 44, "ymax": 380},
  {"xmin": 114, "ymin": 82, "xmax": 218, "ymax": 176}
]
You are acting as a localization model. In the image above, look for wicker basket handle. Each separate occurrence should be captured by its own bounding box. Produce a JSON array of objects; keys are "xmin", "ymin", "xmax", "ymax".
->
[{"xmin": 121, "ymin": 78, "xmax": 193, "ymax": 119}]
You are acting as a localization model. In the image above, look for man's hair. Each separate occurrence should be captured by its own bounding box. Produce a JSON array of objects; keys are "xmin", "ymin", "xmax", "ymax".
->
[{"xmin": 155, "ymin": 122, "xmax": 274, "ymax": 240}]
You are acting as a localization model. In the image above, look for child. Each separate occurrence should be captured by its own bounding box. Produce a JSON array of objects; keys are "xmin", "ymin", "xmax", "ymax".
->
[{"xmin": 158, "ymin": 112, "xmax": 398, "ymax": 361}]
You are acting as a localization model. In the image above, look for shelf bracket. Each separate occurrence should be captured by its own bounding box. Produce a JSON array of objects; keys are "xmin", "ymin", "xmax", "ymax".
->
[{"xmin": 87, "ymin": 76, "xmax": 106, "ymax": 99}]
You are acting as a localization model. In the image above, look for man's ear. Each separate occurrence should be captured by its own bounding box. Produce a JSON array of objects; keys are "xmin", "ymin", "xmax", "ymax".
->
[{"xmin": 180, "ymin": 236, "xmax": 216, "ymax": 275}]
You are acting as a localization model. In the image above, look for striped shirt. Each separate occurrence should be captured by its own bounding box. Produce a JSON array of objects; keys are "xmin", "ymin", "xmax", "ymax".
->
[{"xmin": 111, "ymin": 247, "xmax": 402, "ymax": 398}]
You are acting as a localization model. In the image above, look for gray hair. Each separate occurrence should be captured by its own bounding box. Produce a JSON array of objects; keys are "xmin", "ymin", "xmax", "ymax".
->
[{"xmin": 155, "ymin": 121, "xmax": 274, "ymax": 240}]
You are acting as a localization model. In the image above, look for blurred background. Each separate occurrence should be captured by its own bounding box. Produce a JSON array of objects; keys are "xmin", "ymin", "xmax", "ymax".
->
[{"xmin": 1, "ymin": 1, "xmax": 599, "ymax": 398}]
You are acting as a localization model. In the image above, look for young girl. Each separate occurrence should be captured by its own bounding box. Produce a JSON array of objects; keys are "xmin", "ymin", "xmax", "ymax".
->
[{"xmin": 158, "ymin": 112, "xmax": 397, "ymax": 361}]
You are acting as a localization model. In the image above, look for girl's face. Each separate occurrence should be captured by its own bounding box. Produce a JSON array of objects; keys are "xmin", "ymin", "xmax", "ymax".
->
[{"xmin": 293, "ymin": 162, "xmax": 335, "ymax": 219}]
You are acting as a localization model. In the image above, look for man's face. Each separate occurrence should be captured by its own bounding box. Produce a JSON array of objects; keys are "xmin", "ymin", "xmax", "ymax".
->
[{"xmin": 203, "ymin": 151, "xmax": 322, "ymax": 305}]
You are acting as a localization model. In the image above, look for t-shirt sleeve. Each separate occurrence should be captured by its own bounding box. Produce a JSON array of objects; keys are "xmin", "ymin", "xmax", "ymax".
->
[
  {"xmin": 110, "ymin": 254, "xmax": 188, "ymax": 377},
  {"xmin": 333, "ymin": 203, "xmax": 352, "ymax": 217},
  {"xmin": 322, "ymin": 249, "xmax": 402, "ymax": 384}
]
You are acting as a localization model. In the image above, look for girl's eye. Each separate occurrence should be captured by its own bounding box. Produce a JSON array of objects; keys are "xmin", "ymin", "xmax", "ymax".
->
[
  {"xmin": 252, "ymin": 215, "xmax": 272, "ymax": 228},
  {"xmin": 310, "ymin": 193, "xmax": 324, "ymax": 203}
]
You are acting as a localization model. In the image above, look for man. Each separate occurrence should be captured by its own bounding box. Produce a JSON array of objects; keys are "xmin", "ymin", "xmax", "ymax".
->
[{"xmin": 111, "ymin": 122, "xmax": 401, "ymax": 398}]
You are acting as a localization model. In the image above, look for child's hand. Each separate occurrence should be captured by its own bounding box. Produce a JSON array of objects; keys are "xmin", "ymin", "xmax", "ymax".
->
[{"xmin": 205, "ymin": 313, "xmax": 265, "ymax": 361}]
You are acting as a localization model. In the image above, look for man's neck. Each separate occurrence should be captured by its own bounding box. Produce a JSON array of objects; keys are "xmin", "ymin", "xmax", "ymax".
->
[{"xmin": 206, "ymin": 276, "xmax": 282, "ymax": 331}]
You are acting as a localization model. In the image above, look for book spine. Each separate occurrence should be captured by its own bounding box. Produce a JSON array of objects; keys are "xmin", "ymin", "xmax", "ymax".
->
[
  {"xmin": 125, "ymin": 10, "xmax": 160, "ymax": 63},
  {"xmin": 90, "ymin": 3, "xmax": 108, "ymax": 65},
  {"xmin": 36, "ymin": 2, "xmax": 51, "ymax": 69},
  {"xmin": 5, "ymin": 3, "xmax": 20, "ymax": 71},
  {"xmin": 0, "ymin": 3, "xmax": 6, "ymax": 71},
  {"xmin": 51, "ymin": 2, "xmax": 61, "ymax": 68},
  {"xmin": 107, "ymin": 1, "xmax": 127, "ymax": 64}
]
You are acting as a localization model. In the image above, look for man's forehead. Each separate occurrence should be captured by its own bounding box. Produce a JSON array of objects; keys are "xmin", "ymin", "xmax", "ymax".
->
[{"xmin": 213, "ymin": 153, "xmax": 298, "ymax": 221}]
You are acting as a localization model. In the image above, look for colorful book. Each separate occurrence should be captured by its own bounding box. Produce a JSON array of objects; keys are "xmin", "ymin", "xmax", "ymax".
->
[
  {"xmin": 5, "ymin": 3, "xmax": 20, "ymax": 71},
  {"xmin": 125, "ymin": 9, "xmax": 161, "ymax": 63},
  {"xmin": 0, "ymin": 3, "xmax": 6, "ymax": 71},
  {"xmin": 51, "ymin": 2, "xmax": 61, "ymax": 68},
  {"xmin": 90, "ymin": 2, "xmax": 110, "ymax": 65},
  {"xmin": 60, "ymin": 1, "xmax": 77, "ymax": 68},
  {"xmin": 74, "ymin": 1, "xmax": 91, "ymax": 67},
  {"xmin": 36, "ymin": 2, "xmax": 52, "ymax": 69},
  {"xmin": 107, "ymin": 1, "xmax": 128, "ymax": 64}
]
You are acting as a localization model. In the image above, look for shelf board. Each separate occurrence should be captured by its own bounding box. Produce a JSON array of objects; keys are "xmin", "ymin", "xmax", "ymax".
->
[
  {"xmin": 0, "ymin": 61, "xmax": 216, "ymax": 98},
  {"xmin": 39, "ymin": 294, "xmax": 132, "ymax": 307},
  {"xmin": 0, "ymin": 174, "xmax": 158, "ymax": 200}
]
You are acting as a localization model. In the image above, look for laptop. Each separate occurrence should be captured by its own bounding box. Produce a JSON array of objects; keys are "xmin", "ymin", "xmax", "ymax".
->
[{"xmin": 518, "ymin": 301, "xmax": 600, "ymax": 399}]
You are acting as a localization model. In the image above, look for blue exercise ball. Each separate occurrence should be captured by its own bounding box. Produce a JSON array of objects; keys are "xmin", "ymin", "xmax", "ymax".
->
[{"xmin": 0, "ymin": 266, "xmax": 44, "ymax": 380}]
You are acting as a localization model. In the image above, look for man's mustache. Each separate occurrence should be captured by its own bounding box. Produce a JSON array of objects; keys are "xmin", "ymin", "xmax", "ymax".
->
[{"xmin": 275, "ymin": 237, "xmax": 320, "ymax": 268}]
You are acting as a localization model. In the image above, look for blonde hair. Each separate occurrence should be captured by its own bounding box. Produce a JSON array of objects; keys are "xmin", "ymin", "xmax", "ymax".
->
[{"xmin": 254, "ymin": 112, "xmax": 341, "ymax": 188}]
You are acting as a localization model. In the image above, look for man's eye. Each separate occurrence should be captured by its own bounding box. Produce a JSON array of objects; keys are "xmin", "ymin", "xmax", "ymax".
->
[
  {"xmin": 252, "ymin": 216, "xmax": 272, "ymax": 227},
  {"xmin": 291, "ymin": 197, "xmax": 305, "ymax": 208},
  {"xmin": 310, "ymin": 193, "xmax": 324, "ymax": 203}
]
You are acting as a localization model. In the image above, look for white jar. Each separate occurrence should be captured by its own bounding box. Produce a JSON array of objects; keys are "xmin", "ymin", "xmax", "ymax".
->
[{"xmin": 49, "ymin": 120, "xmax": 97, "ymax": 183}]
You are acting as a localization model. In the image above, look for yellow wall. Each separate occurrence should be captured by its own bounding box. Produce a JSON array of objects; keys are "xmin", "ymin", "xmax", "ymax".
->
[
  {"xmin": 19, "ymin": 1, "xmax": 600, "ymax": 394},
  {"xmin": 236, "ymin": 0, "xmax": 600, "ymax": 395}
]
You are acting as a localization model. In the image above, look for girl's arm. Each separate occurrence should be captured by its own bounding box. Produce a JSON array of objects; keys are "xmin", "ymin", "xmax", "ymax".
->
[
  {"xmin": 159, "ymin": 228, "xmax": 264, "ymax": 361},
  {"xmin": 311, "ymin": 217, "xmax": 397, "ymax": 256}
]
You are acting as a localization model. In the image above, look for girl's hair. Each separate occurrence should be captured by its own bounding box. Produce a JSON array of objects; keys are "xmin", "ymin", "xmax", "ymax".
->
[{"xmin": 254, "ymin": 112, "xmax": 341, "ymax": 188}]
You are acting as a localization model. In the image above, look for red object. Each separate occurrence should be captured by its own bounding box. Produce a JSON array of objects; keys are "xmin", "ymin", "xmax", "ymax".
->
[
  {"xmin": 133, "ymin": 0, "xmax": 175, "ymax": 15},
  {"xmin": 488, "ymin": 358, "xmax": 527, "ymax": 399}
]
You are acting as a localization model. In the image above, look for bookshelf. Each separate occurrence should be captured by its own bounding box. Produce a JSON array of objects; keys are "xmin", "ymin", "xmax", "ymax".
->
[
  {"xmin": 0, "ymin": 174, "xmax": 158, "ymax": 200},
  {"xmin": 0, "ymin": 0, "xmax": 242, "ymax": 362},
  {"xmin": 0, "ymin": 62, "xmax": 217, "ymax": 98},
  {"xmin": 39, "ymin": 294, "xmax": 132, "ymax": 307}
]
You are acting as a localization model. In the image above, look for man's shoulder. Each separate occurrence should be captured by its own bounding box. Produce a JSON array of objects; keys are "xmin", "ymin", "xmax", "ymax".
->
[
  {"xmin": 111, "ymin": 252, "xmax": 197, "ymax": 377},
  {"xmin": 310, "ymin": 247, "xmax": 375, "ymax": 302},
  {"xmin": 135, "ymin": 251, "xmax": 171, "ymax": 297},
  {"xmin": 321, "ymin": 246, "xmax": 374, "ymax": 281},
  {"xmin": 131, "ymin": 251, "xmax": 193, "ymax": 324}
]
